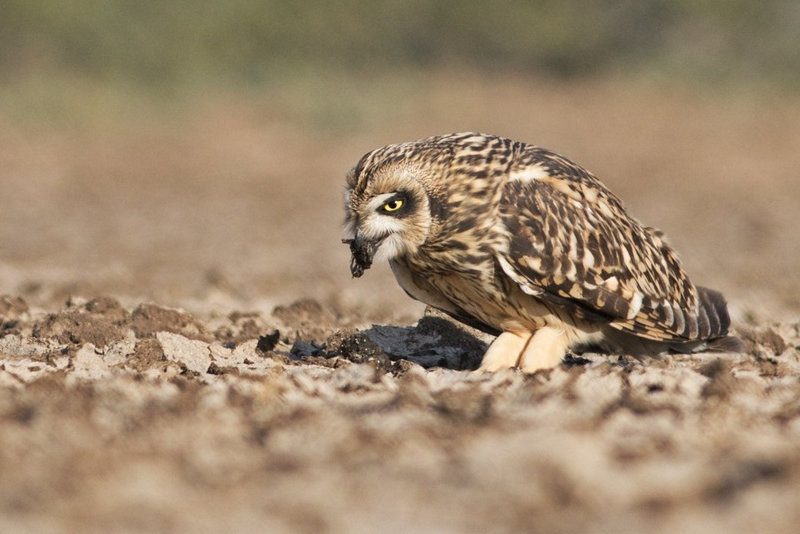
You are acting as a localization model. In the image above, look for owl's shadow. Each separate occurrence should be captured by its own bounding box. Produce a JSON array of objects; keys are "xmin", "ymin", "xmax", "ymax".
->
[{"xmin": 351, "ymin": 314, "xmax": 489, "ymax": 371}]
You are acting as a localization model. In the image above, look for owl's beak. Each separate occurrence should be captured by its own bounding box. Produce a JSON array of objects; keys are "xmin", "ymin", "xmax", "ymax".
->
[{"xmin": 342, "ymin": 232, "xmax": 381, "ymax": 278}]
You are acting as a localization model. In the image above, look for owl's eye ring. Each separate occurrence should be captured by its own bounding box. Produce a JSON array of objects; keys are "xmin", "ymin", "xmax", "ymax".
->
[{"xmin": 382, "ymin": 199, "xmax": 404, "ymax": 212}]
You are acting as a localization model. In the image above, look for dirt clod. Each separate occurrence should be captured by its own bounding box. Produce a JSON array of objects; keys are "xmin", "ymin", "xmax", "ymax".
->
[
  {"xmin": 0, "ymin": 295, "xmax": 28, "ymax": 318},
  {"xmin": 256, "ymin": 329, "xmax": 281, "ymax": 353},
  {"xmin": 130, "ymin": 303, "xmax": 212, "ymax": 342},
  {"xmin": 125, "ymin": 338, "xmax": 166, "ymax": 372},
  {"xmin": 699, "ymin": 358, "xmax": 736, "ymax": 399},
  {"xmin": 335, "ymin": 331, "xmax": 393, "ymax": 372},
  {"xmin": 32, "ymin": 308, "xmax": 128, "ymax": 350},
  {"xmin": 290, "ymin": 340, "xmax": 325, "ymax": 358}
]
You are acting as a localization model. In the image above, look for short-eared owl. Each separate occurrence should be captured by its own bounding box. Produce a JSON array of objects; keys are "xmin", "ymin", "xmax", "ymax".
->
[{"xmin": 343, "ymin": 133, "xmax": 740, "ymax": 372}]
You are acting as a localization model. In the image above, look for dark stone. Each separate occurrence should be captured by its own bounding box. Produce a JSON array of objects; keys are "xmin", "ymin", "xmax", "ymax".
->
[{"xmin": 256, "ymin": 330, "xmax": 281, "ymax": 354}]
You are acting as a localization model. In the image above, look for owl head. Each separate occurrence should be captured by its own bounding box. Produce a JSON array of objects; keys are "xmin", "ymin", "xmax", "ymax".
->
[{"xmin": 343, "ymin": 150, "xmax": 435, "ymax": 277}]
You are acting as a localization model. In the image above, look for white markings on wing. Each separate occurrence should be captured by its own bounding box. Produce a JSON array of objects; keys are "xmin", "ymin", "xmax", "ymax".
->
[
  {"xmin": 627, "ymin": 292, "xmax": 644, "ymax": 320},
  {"xmin": 496, "ymin": 255, "xmax": 543, "ymax": 296},
  {"xmin": 507, "ymin": 164, "xmax": 551, "ymax": 183}
]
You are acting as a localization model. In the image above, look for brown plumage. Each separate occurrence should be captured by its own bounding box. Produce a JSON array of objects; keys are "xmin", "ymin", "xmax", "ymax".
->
[{"xmin": 343, "ymin": 132, "xmax": 741, "ymax": 372}]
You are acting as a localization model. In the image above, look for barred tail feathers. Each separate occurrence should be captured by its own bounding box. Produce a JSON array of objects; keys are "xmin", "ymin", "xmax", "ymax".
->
[
  {"xmin": 695, "ymin": 286, "xmax": 744, "ymax": 352},
  {"xmin": 695, "ymin": 285, "xmax": 730, "ymax": 339}
]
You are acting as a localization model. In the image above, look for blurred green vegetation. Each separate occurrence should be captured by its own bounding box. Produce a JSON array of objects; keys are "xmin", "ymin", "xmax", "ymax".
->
[{"xmin": 2, "ymin": 0, "xmax": 799, "ymax": 90}]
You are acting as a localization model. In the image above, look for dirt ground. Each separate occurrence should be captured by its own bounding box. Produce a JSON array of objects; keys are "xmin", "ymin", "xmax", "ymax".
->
[{"xmin": 1, "ymin": 73, "xmax": 799, "ymax": 533}]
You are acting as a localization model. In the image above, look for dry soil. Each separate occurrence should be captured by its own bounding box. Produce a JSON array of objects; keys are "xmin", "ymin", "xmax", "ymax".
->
[{"xmin": 1, "ymin": 74, "xmax": 799, "ymax": 533}]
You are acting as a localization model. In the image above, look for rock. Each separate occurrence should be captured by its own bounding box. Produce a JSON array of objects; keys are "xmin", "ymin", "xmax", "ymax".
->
[
  {"xmin": 157, "ymin": 332, "xmax": 212, "ymax": 374},
  {"xmin": 71, "ymin": 344, "xmax": 111, "ymax": 381}
]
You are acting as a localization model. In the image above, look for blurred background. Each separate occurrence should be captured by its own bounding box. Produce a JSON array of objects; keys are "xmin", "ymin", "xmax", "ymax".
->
[{"xmin": 1, "ymin": 0, "xmax": 798, "ymax": 320}]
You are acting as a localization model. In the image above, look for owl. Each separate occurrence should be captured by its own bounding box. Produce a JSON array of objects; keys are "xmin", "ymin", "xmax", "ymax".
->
[{"xmin": 343, "ymin": 133, "xmax": 741, "ymax": 373}]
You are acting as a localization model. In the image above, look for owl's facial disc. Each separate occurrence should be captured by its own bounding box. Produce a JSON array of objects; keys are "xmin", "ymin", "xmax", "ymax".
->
[{"xmin": 344, "ymin": 191, "xmax": 418, "ymax": 277}]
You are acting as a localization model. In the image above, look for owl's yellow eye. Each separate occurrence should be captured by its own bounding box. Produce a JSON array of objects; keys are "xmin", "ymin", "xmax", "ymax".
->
[{"xmin": 383, "ymin": 199, "xmax": 404, "ymax": 212}]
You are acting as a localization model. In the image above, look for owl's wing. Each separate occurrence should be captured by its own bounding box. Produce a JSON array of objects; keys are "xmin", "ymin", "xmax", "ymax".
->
[{"xmin": 496, "ymin": 163, "xmax": 708, "ymax": 342}]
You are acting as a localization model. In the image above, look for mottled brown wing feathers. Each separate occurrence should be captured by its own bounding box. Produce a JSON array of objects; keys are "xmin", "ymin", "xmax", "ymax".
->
[{"xmin": 497, "ymin": 150, "xmax": 710, "ymax": 342}]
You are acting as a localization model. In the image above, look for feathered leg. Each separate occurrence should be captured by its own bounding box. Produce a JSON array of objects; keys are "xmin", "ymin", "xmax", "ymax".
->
[
  {"xmin": 519, "ymin": 326, "xmax": 569, "ymax": 373},
  {"xmin": 478, "ymin": 331, "xmax": 532, "ymax": 371}
]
